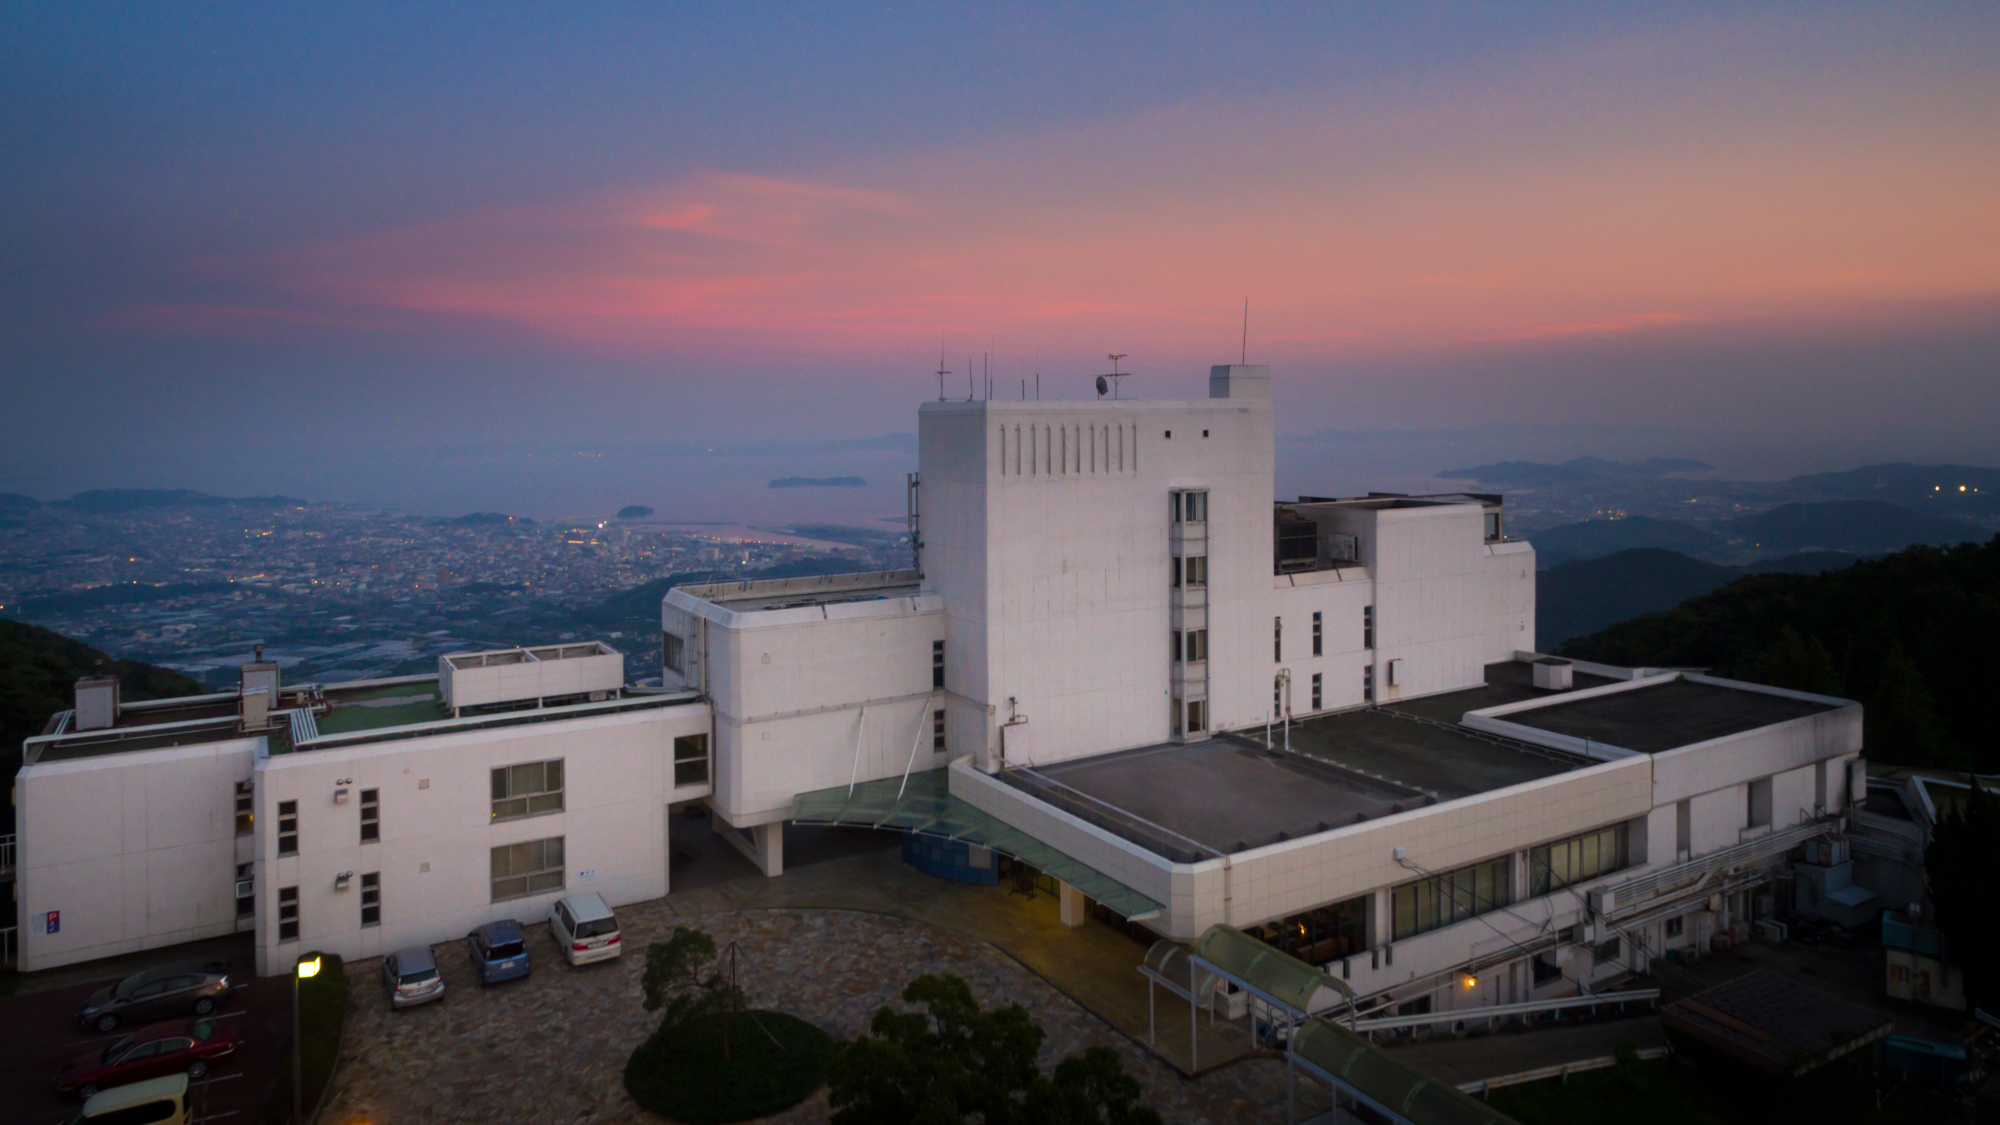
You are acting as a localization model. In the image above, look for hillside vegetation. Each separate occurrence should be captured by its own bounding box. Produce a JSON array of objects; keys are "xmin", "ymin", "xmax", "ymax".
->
[
  {"xmin": 0, "ymin": 620, "xmax": 207, "ymax": 833},
  {"xmin": 1559, "ymin": 536, "xmax": 2000, "ymax": 772}
]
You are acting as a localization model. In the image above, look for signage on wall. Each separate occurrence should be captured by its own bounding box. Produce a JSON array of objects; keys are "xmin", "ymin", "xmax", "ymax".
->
[
  {"xmin": 37, "ymin": 910, "xmax": 60, "ymax": 935},
  {"xmin": 578, "ymin": 869, "xmax": 596, "ymax": 880}
]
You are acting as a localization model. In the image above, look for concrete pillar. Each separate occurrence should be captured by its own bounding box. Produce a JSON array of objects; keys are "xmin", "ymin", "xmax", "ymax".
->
[
  {"xmin": 1059, "ymin": 882, "xmax": 1087, "ymax": 928},
  {"xmin": 753, "ymin": 823, "xmax": 784, "ymax": 878}
]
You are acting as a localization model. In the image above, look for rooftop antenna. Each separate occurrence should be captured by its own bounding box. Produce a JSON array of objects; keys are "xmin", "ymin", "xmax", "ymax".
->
[
  {"xmin": 934, "ymin": 339, "xmax": 949, "ymax": 401},
  {"xmin": 1241, "ymin": 298, "xmax": 1249, "ymax": 365},
  {"xmin": 1099, "ymin": 354, "xmax": 1130, "ymax": 399},
  {"xmin": 1035, "ymin": 355, "xmax": 1041, "ymax": 400},
  {"xmin": 967, "ymin": 356, "xmax": 974, "ymax": 401}
]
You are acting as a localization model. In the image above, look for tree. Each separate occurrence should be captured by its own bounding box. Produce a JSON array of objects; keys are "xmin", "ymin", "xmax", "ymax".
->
[
  {"xmin": 640, "ymin": 927, "xmax": 745, "ymax": 1036},
  {"xmin": 1865, "ymin": 644, "xmax": 1961, "ymax": 768},
  {"xmin": 827, "ymin": 973, "xmax": 1160, "ymax": 1125},
  {"xmin": 1924, "ymin": 780, "xmax": 2000, "ymax": 1009},
  {"xmin": 1741, "ymin": 626, "xmax": 1842, "ymax": 697}
]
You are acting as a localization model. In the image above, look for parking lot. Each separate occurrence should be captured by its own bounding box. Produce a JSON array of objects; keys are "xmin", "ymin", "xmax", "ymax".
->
[{"xmin": 0, "ymin": 943, "xmax": 293, "ymax": 1125}]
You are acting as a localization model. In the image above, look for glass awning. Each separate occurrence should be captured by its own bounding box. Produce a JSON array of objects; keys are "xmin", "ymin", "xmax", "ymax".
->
[{"xmin": 792, "ymin": 769, "xmax": 1163, "ymax": 921}]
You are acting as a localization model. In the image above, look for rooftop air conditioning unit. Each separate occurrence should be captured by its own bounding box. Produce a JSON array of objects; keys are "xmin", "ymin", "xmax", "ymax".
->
[{"xmin": 1532, "ymin": 657, "xmax": 1573, "ymax": 691}]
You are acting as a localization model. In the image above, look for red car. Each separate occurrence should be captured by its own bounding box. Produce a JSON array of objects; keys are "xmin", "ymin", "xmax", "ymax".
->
[{"xmin": 58, "ymin": 1019, "xmax": 237, "ymax": 1100}]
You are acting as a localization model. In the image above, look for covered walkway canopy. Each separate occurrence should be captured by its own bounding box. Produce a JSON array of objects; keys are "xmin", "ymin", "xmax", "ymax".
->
[{"xmin": 791, "ymin": 769, "xmax": 1162, "ymax": 920}]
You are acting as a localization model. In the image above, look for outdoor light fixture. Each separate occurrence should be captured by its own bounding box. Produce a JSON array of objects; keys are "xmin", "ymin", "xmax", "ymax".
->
[
  {"xmin": 334, "ymin": 871, "xmax": 353, "ymax": 891},
  {"xmin": 1463, "ymin": 976, "xmax": 1477, "ymax": 989},
  {"xmin": 297, "ymin": 955, "xmax": 322, "ymax": 979}
]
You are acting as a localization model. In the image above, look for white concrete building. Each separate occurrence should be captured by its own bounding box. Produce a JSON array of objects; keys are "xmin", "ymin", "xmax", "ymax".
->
[{"xmin": 15, "ymin": 362, "xmax": 1866, "ymax": 1023}]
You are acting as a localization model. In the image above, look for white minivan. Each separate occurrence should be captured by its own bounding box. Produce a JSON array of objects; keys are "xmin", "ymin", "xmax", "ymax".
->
[{"xmin": 548, "ymin": 892, "xmax": 622, "ymax": 965}]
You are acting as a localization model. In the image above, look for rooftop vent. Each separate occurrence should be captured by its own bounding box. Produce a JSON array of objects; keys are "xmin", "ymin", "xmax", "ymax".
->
[
  {"xmin": 1532, "ymin": 657, "xmax": 1574, "ymax": 691},
  {"xmin": 74, "ymin": 675, "xmax": 120, "ymax": 731},
  {"xmin": 440, "ymin": 641, "xmax": 624, "ymax": 710}
]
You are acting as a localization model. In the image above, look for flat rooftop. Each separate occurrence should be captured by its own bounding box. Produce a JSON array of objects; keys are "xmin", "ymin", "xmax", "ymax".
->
[
  {"xmin": 679, "ymin": 569, "xmax": 922, "ymax": 613},
  {"xmin": 1004, "ymin": 662, "xmax": 1603, "ymax": 858},
  {"xmin": 1500, "ymin": 678, "xmax": 1839, "ymax": 754},
  {"xmin": 1012, "ymin": 741, "xmax": 1432, "ymax": 859}
]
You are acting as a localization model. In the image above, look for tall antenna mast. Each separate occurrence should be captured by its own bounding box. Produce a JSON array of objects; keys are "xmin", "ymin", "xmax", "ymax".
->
[
  {"xmin": 935, "ymin": 338, "xmax": 949, "ymax": 401},
  {"xmin": 1099, "ymin": 353, "xmax": 1130, "ymax": 400},
  {"xmin": 1241, "ymin": 298, "xmax": 1249, "ymax": 365}
]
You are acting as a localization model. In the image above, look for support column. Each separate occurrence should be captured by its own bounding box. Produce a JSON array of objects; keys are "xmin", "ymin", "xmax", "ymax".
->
[
  {"xmin": 753, "ymin": 823, "xmax": 784, "ymax": 878},
  {"xmin": 1059, "ymin": 882, "xmax": 1087, "ymax": 928}
]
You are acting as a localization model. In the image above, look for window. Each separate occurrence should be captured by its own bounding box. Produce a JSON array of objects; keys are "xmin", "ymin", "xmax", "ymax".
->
[
  {"xmin": 235, "ymin": 863, "xmax": 255, "ymax": 918},
  {"xmin": 932, "ymin": 640, "xmax": 945, "ymax": 689},
  {"xmin": 1363, "ymin": 664, "xmax": 1374, "ymax": 703},
  {"xmin": 360, "ymin": 788, "xmax": 379, "ymax": 843},
  {"xmin": 1311, "ymin": 673, "xmax": 1323, "ymax": 711},
  {"xmin": 1665, "ymin": 916, "xmax": 1685, "ymax": 939},
  {"xmin": 491, "ymin": 760, "xmax": 564, "ymax": 821},
  {"xmin": 1171, "ymin": 490, "xmax": 1207, "ymax": 522},
  {"xmin": 278, "ymin": 885, "xmax": 299, "ymax": 942},
  {"xmin": 1748, "ymin": 777, "xmax": 1773, "ymax": 828},
  {"xmin": 1592, "ymin": 937, "xmax": 1622, "ymax": 967},
  {"xmin": 1528, "ymin": 823, "xmax": 1630, "ymax": 897},
  {"xmin": 277, "ymin": 800, "xmax": 298, "ymax": 856},
  {"xmin": 1312, "ymin": 612, "xmax": 1323, "ymax": 656},
  {"xmin": 1180, "ymin": 629, "xmax": 1208, "ymax": 662},
  {"xmin": 1186, "ymin": 700, "xmax": 1206, "ymax": 733},
  {"xmin": 1363, "ymin": 605, "xmax": 1374, "ymax": 649},
  {"xmin": 1533, "ymin": 955, "xmax": 1563, "ymax": 985},
  {"xmin": 1391, "ymin": 857, "xmax": 1511, "ymax": 940},
  {"xmin": 234, "ymin": 781, "xmax": 254, "ymax": 836},
  {"xmin": 663, "ymin": 632, "xmax": 685, "ymax": 674},
  {"xmin": 1274, "ymin": 616, "xmax": 1283, "ymax": 662},
  {"xmin": 1178, "ymin": 555, "xmax": 1207, "ymax": 587},
  {"xmin": 360, "ymin": 872, "xmax": 380, "ymax": 927},
  {"xmin": 674, "ymin": 733, "xmax": 709, "ymax": 786},
  {"xmin": 932, "ymin": 709, "xmax": 947, "ymax": 753},
  {"xmin": 491, "ymin": 837, "xmax": 565, "ymax": 901}
]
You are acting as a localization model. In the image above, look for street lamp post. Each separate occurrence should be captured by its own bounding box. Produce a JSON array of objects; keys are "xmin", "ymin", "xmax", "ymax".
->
[{"xmin": 293, "ymin": 954, "xmax": 322, "ymax": 1125}]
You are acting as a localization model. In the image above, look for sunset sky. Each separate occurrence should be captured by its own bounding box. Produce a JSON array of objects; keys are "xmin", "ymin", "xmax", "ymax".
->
[{"xmin": 5, "ymin": 3, "xmax": 1997, "ymax": 515}]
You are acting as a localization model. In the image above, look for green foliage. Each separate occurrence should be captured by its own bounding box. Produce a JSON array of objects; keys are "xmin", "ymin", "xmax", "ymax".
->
[
  {"xmin": 263, "ymin": 952, "xmax": 348, "ymax": 1125},
  {"xmin": 1925, "ymin": 780, "xmax": 2000, "ymax": 1008},
  {"xmin": 623, "ymin": 1009, "xmax": 832, "ymax": 1125},
  {"xmin": 641, "ymin": 927, "xmax": 745, "ymax": 1033},
  {"xmin": 826, "ymin": 973, "xmax": 1160, "ymax": 1125},
  {"xmin": 1742, "ymin": 627, "xmax": 1843, "ymax": 697},
  {"xmin": 1560, "ymin": 536, "xmax": 2000, "ymax": 772},
  {"xmin": 0, "ymin": 620, "xmax": 207, "ymax": 833}
]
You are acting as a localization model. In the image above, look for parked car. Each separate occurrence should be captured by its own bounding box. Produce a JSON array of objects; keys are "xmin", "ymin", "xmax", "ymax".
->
[
  {"xmin": 467, "ymin": 919, "xmax": 532, "ymax": 985},
  {"xmin": 76, "ymin": 961, "xmax": 235, "ymax": 1032},
  {"xmin": 57, "ymin": 1020, "xmax": 237, "ymax": 1101},
  {"xmin": 548, "ymin": 892, "xmax": 622, "ymax": 965},
  {"xmin": 382, "ymin": 946, "xmax": 446, "ymax": 1009},
  {"xmin": 66, "ymin": 1073, "xmax": 191, "ymax": 1125}
]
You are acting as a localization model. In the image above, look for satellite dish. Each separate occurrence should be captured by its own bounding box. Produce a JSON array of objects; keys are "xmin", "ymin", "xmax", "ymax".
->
[{"xmin": 1095, "ymin": 375, "xmax": 1108, "ymax": 398}]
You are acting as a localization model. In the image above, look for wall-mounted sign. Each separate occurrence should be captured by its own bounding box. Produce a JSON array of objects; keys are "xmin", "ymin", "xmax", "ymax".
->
[
  {"xmin": 44, "ymin": 910, "xmax": 60, "ymax": 935},
  {"xmin": 578, "ymin": 869, "xmax": 596, "ymax": 880}
]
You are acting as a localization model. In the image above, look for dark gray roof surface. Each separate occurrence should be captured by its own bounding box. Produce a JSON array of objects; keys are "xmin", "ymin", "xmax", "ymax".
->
[{"xmin": 1500, "ymin": 678, "xmax": 1838, "ymax": 754}]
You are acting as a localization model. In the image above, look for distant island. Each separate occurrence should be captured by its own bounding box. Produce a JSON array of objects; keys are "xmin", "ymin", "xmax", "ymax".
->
[
  {"xmin": 769, "ymin": 476, "xmax": 867, "ymax": 489},
  {"xmin": 616, "ymin": 505, "xmax": 654, "ymax": 519},
  {"xmin": 450, "ymin": 511, "xmax": 536, "ymax": 526}
]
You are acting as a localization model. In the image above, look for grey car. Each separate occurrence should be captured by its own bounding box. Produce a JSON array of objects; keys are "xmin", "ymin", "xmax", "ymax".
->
[
  {"xmin": 382, "ymin": 946, "xmax": 446, "ymax": 1009},
  {"xmin": 76, "ymin": 959, "xmax": 234, "ymax": 1032}
]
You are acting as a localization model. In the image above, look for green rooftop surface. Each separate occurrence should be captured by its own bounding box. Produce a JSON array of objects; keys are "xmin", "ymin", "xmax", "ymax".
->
[{"xmin": 314, "ymin": 680, "xmax": 449, "ymax": 736}]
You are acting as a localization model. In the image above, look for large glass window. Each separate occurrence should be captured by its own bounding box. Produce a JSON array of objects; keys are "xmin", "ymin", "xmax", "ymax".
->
[
  {"xmin": 1391, "ymin": 857, "xmax": 1511, "ymax": 940},
  {"xmin": 360, "ymin": 872, "xmax": 380, "ymax": 927},
  {"xmin": 277, "ymin": 800, "xmax": 298, "ymax": 855},
  {"xmin": 673, "ymin": 734, "xmax": 709, "ymax": 787},
  {"xmin": 1179, "ymin": 629, "xmax": 1208, "ymax": 662},
  {"xmin": 278, "ymin": 885, "xmax": 299, "ymax": 942},
  {"xmin": 491, "ymin": 760, "xmax": 564, "ymax": 821},
  {"xmin": 491, "ymin": 837, "xmax": 565, "ymax": 901},
  {"xmin": 1171, "ymin": 491, "xmax": 1208, "ymax": 523},
  {"xmin": 663, "ymin": 632, "xmax": 685, "ymax": 674},
  {"xmin": 360, "ymin": 788, "xmax": 379, "ymax": 843},
  {"xmin": 1528, "ymin": 823, "xmax": 1630, "ymax": 898},
  {"xmin": 234, "ymin": 781, "xmax": 254, "ymax": 836}
]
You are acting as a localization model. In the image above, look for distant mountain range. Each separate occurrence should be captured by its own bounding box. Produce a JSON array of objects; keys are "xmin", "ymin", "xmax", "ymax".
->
[
  {"xmin": 1537, "ymin": 547, "xmax": 1871, "ymax": 649},
  {"xmin": 0, "ymin": 488, "xmax": 311, "ymax": 512},
  {"xmin": 769, "ymin": 476, "xmax": 867, "ymax": 488},
  {"xmin": 1526, "ymin": 499, "xmax": 1983, "ymax": 567},
  {"xmin": 1439, "ymin": 456, "xmax": 1712, "ymax": 485}
]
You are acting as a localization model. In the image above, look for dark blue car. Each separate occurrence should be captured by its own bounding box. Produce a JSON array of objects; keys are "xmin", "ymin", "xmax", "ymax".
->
[{"xmin": 467, "ymin": 919, "xmax": 532, "ymax": 985}]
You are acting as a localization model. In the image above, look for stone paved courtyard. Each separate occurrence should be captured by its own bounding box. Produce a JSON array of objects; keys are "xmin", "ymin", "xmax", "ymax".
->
[{"xmin": 322, "ymin": 901, "xmax": 1300, "ymax": 1125}]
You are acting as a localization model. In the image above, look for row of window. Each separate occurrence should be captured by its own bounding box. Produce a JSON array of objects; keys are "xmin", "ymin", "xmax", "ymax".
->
[
  {"xmin": 1390, "ymin": 824, "xmax": 1634, "ymax": 941},
  {"xmin": 1274, "ymin": 607, "xmax": 1372, "ymax": 662},
  {"xmin": 276, "ymin": 835, "xmax": 568, "ymax": 943},
  {"xmin": 268, "ymin": 739, "xmax": 711, "ymax": 858}
]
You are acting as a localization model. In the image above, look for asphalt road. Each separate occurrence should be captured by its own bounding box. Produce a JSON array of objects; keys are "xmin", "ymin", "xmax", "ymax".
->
[{"xmin": 0, "ymin": 955, "xmax": 292, "ymax": 1125}]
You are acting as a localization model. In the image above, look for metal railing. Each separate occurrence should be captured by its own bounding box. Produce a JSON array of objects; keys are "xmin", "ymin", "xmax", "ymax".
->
[
  {"xmin": 0, "ymin": 832, "xmax": 14, "ymax": 877},
  {"xmin": 1459, "ymin": 1046, "xmax": 1671, "ymax": 1096},
  {"xmin": 1348, "ymin": 987, "xmax": 1660, "ymax": 1036}
]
